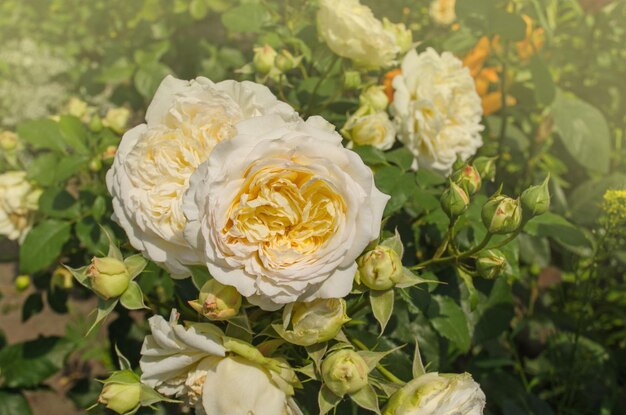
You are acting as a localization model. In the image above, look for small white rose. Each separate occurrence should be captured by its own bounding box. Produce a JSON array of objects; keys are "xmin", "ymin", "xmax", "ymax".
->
[
  {"xmin": 343, "ymin": 107, "xmax": 396, "ymax": 150},
  {"xmin": 106, "ymin": 75, "xmax": 297, "ymax": 277},
  {"xmin": 429, "ymin": 0, "xmax": 457, "ymax": 26},
  {"xmin": 0, "ymin": 171, "xmax": 41, "ymax": 243},
  {"xmin": 183, "ymin": 115, "xmax": 389, "ymax": 310},
  {"xmin": 316, "ymin": 0, "xmax": 400, "ymax": 69},
  {"xmin": 391, "ymin": 48, "xmax": 483, "ymax": 175}
]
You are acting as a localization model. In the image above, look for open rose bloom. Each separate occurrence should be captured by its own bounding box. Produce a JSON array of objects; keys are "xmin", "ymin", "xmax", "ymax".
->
[{"xmin": 184, "ymin": 115, "xmax": 389, "ymax": 310}]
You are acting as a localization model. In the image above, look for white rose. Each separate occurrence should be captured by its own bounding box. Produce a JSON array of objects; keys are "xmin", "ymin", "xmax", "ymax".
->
[
  {"xmin": 0, "ymin": 171, "xmax": 41, "ymax": 242},
  {"xmin": 316, "ymin": 0, "xmax": 400, "ymax": 69},
  {"xmin": 391, "ymin": 48, "xmax": 483, "ymax": 175},
  {"xmin": 140, "ymin": 311, "xmax": 301, "ymax": 415},
  {"xmin": 383, "ymin": 372, "xmax": 486, "ymax": 415},
  {"xmin": 343, "ymin": 108, "xmax": 396, "ymax": 150},
  {"xmin": 139, "ymin": 310, "xmax": 226, "ymax": 398},
  {"xmin": 200, "ymin": 356, "xmax": 302, "ymax": 415},
  {"xmin": 106, "ymin": 75, "xmax": 297, "ymax": 277},
  {"xmin": 429, "ymin": 0, "xmax": 457, "ymax": 26},
  {"xmin": 183, "ymin": 115, "xmax": 389, "ymax": 310}
]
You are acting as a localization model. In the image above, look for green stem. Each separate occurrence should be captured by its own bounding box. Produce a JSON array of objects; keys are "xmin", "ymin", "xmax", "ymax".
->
[
  {"xmin": 351, "ymin": 338, "xmax": 405, "ymax": 386},
  {"xmin": 305, "ymin": 55, "xmax": 340, "ymax": 113},
  {"xmin": 411, "ymin": 233, "xmax": 494, "ymax": 270}
]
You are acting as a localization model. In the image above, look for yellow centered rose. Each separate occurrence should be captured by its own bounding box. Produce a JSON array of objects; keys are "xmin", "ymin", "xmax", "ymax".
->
[
  {"xmin": 106, "ymin": 75, "xmax": 297, "ymax": 277},
  {"xmin": 184, "ymin": 115, "xmax": 389, "ymax": 310}
]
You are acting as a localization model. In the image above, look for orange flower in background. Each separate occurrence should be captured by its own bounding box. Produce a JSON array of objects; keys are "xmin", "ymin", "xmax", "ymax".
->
[
  {"xmin": 383, "ymin": 68, "xmax": 402, "ymax": 103},
  {"xmin": 462, "ymin": 36, "xmax": 516, "ymax": 116},
  {"xmin": 517, "ymin": 15, "xmax": 544, "ymax": 61}
]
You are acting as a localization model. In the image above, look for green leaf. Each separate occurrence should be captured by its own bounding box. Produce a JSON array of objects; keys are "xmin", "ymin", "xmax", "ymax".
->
[
  {"xmin": 318, "ymin": 385, "xmax": 341, "ymax": 415},
  {"xmin": 0, "ymin": 336, "xmax": 72, "ymax": 388},
  {"xmin": 38, "ymin": 187, "xmax": 80, "ymax": 219},
  {"xmin": 370, "ymin": 289, "xmax": 394, "ymax": 335},
  {"xmin": 124, "ymin": 255, "xmax": 148, "ymax": 279},
  {"xmin": 352, "ymin": 145, "xmax": 388, "ymax": 166},
  {"xmin": 428, "ymin": 295, "xmax": 471, "ymax": 353},
  {"xmin": 552, "ymin": 90, "xmax": 611, "ymax": 174},
  {"xmin": 88, "ymin": 298, "xmax": 118, "ymax": 335},
  {"xmin": 120, "ymin": 281, "xmax": 148, "ymax": 310},
  {"xmin": 221, "ymin": 4, "xmax": 271, "ymax": 33},
  {"xmin": 386, "ymin": 147, "xmax": 415, "ymax": 171},
  {"xmin": 381, "ymin": 230, "xmax": 403, "ymax": 258},
  {"xmin": 350, "ymin": 385, "xmax": 380, "ymax": 414},
  {"xmin": 58, "ymin": 115, "xmax": 89, "ymax": 154},
  {"xmin": 27, "ymin": 153, "xmax": 87, "ymax": 186},
  {"xmin": 134, "ymin": 62, "xmax": 172, "ymax": 99},
  {"xmin": 524, "ymin": 212, "xmax": 593, "ymax": 256},
  {"xmin": 22, "ymin": 292, "xmax": 44, "ymax": 322},
  {"xmin": 19, "ymin": 220, "xmax": 72, "ymax": 274},
  {"xmin": 76, "ymin": 218, "xmax": 109, "ymax": 256},
  {"xmin": 530, "ymin": 56, "xmax": 556, "ymax": 106},
  {"xmin": 0, "ymin": 391, "xmax": 32, "ymax": 415},
  {"xmin": 569, "ymin": 174, "xmax": 626, "ymax": 226},
  {"xmin": 190, "ymin": 265, "xmax": 211, "ymax": 289},
  {"xmin": 457, "ymin": 269, "xmax": 478, "ymax": 311},
  {"xmin": 96, "ymin": 59, "xmax": 136, "ymax": 84},
  {"xmin": 17, "ymin": 119, "xmax": 66, "ymax": 153}
]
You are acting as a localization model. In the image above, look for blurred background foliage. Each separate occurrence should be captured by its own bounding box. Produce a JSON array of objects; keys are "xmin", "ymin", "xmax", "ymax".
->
[{"xmin": 0, "ymin": 0, "xmax": 625, "ymax": 414}]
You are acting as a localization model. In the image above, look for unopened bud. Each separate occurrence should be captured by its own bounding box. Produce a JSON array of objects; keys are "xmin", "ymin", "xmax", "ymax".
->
[
  {"xmin": 275, "ymin": 299, "xmax": 350, "ymax": 346},
  {"xmin": 275, "ymin": 49, "xmax": 299, "ymax": 72},
  {"xmin": 15, "ymin": 275, "xmax": 30, "ymax": 292},
  {"xmin": 356, "ymin": 245, "xmax": 403, "ymax": 290},
  {"xmin": 102, "ymin": 145, "xmax": 117, "ymax": 161},
  {"xmin": 89, "ymin": 114, "xmax": 103, "ymax": 132},
  {"xmin": 475, "ymin": 249, "xmax": 507, "ymax": 279},
  {"xmin": 360, "ymin": 85, "xmax": 389, "ymax": 111},
  {"xmin": 452, "ymin": 165, "xmax": 481, "ymax": 195},
  {"xmin": 89, "ymin": 157, "xmax": 102, "ymax": 172},
  {"xmin": 441, "ymin": 182, "xmax": 470, "ymax": 218},
  {"xmin": 473, "ymin": 157, "xmax": 497, "ymax": 182},
  {"xmin": 481, "ymin": 195, "xmax": 522, "ymax": 234},
  {"xmin": 104, "ymin": 107, "xmax": 130, "ymax": 134},
  {"xmin": 521, "ymin": 176, "xmax": 550, "ymax": 219},
  {"xmin": 253, "ymin": 44, "xmax": 277, "ymax": 74},
  {"xmin": 67, "ymin": 97, "xmax": 88, "ymax": 119},
  {"xmin": 383, "ymin": 18, "xmax": 413, "ymax": 54},
  {"xmin": 321, "ymin": 349, "xmax": 369, "ymax": 397},
  {"xmin": 188, "ymin": 279, "xmax": 241, "ymax": 320},
  {"xmin": 98, "ymin": 382, "xmax": 141, "ymax": 414},
  {"xmin": 344, "ymin": 71, "xmax": 362, "ymax": 89},
  {"xmin": 0, "ymin": 131, "xmax": 19, "ymax": 151},
  {"xmin": 88, "ymin": 257, "xmax": 131, "ymax": 299}
]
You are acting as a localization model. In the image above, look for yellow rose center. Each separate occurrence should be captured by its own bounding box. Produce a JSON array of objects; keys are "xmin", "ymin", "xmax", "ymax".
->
[{"xmin": 222, "ymin": 164, "xmax": 346, "ymax": 267}]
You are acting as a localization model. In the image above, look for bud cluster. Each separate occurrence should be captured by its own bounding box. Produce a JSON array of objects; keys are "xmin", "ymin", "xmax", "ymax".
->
[{"xmin": 253, "ymin": 44, "xmax": 302, "ymax": 79}]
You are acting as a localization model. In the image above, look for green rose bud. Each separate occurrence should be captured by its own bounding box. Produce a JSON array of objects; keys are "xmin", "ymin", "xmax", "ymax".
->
[
  {"xmin": 344, "ymin": 70, "xmax": 362, "ymax": 89},
  {"xmin": 360, "ymin": 85, "xmax": 389, "ymax": 111},
  {"xmin": 481, "ymin": 195, "xmax": 522, "ymax": 234},
  {"xmin": 521, "ymin": 176, "xmax": 550, "ymax": 219},
  {"xmin": 253, "ymin": 44, "xmax": 277, "ymax": 74},
  {"xmin": 322, "ymin": 349, "xmax": 369, "ymax": 396},
  {"xmin": 14, "ymin": 275, "xmax": 30, "ymax": 292},
  {"xmin": 188, "ymin": 279, "xmax": 242, "ymax": 321},
  {"xmin": 382, "ymin": 18, "xmax": 413, "ymax": 54},
  {"xmin": 440, "ymin": 182, "xmax": 470, "ymax": 218},
  {"xmin": 98, "ymin": 382, "xmax": 141, "ymax": 414},
  {"xmin": 89, "ymin": 157, "xmax": 103, "ymax": 172},
  {"xmin": 475, "ymin": 249, "xmax": 507, "ymax": 279},
  {"xmin": 275, "ymin": 49, "xmax": 300, "ymax": 72},
  {"xmin": 356, "ymin": 245, "xmax": 403, "ymax": 290},
  {"xmin": 104, "ymin": 107, "xmax": 130, "ymax": 134},
  {"xmin": 66, "ymin": 97, "xmax": 89, "ymax": 118},
  {"xmin": 473, "ymin": 156, "xmax": 497, "ymax": 182},
  {"xmin": 452, "ymin": 165, "xmax": 481, "ymax": 195},
  {"xmin": 274, "ymin": 298, "xmax": 350, "ymax": 346},
  {"xmin": 88, "ymin": 257, "xmax": 131, "ymax": 299},
  {"xmin": 89, "ymin": 114, "xmax": 103, "ymax": 132},
  {"xmin": 383, "ymin": 372, "xmax": 485, "ymax": 415}
]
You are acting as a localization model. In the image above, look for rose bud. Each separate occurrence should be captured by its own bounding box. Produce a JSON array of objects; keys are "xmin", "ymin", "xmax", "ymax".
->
[
  {"xmin": 382, "ymin": 18, "xmax": 413, "ymax": 54},
  {"xmin": 98, "ymin": 382, "xmax": 141, "ymax": 414},
  {"xmin": 473, "ymin": 156, "xmax": 497, "ymax": 182},
  {"xmin": 275, "ymin": 49, "xmax": 300, "ymax": 72},
  {"xmin": 521, "ymin": 176, "xmax": 550, "ymax": 219},
  {"xmin": 356, "ymin": 245, "xmax": 403, "ymax": 291},
  {"xmin": 452, "ymin": 165, "xmax": 481, "ymax": 195},
  {"xmin": 481, "ymin": 195, "xmax": 522, "ymax": 234},
  {"xmin": 0, "ymin": 131, "xmax": 19, "ymax": 151},
  {"xmin": 188, "ymin": 279, "xmax": 242, "ymax": 321},
  {"xmin": 440, "ymin": 182, "xmax": 470, "ymax": 218},
  {"xmin": 274, "ymin": 298, "xmax": 350, "ymax": 346},
  {"xmin": 104, "ymin": 107, "xmax": 131, "ymax": 134},
  {"xmin": 14, "ymin": 275, "xmax": 30, "ymax": 292},
  {"xmin": 253, "ymin": 44, "xmax": 278, "ymax": 75},
  {"xmin": 322, "ymin": 349, "xmax": 369, "ymax": 397},
  {"xmin": 344, "ymin": 71, "xmax": 362, "ymax": 89},
  {"xmin": 360, "ymin": 85, "xmax": 389, "ymax": 111},
  {"xmin": 345, "ymin": 110, "xmax": 396, "ymax": 150},
  {"xmin": 87, "ymin": 257, "xmax": 131, "ymax": 300},
  {"xmin": 383, "ymin": 372, "xmax": 485, "ymax": 415},
  {"xmin": 475, "ymin": 249, "xmax": 507, "ymax": 279}
]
